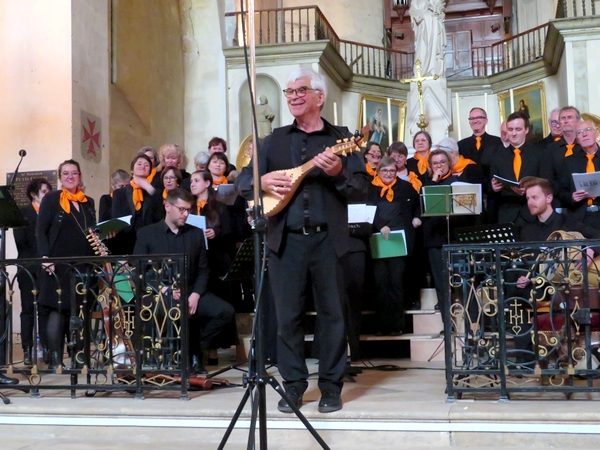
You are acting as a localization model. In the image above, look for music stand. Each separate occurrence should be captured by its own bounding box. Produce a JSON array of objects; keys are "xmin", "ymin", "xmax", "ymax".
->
[
  {"xmin": 419, "ymin": 185, "xmax": 482, "ymax": 361},
  {"xmin": 0, "ymin": 186, "xmax": 27, "ymax": 403},
  {"xmin": 209, "ymin": 239, "xmax": 257, "ymax": 379},
  {"xmin": 455, "ymin": 223, "xmax": 517, "ymax": 244}
]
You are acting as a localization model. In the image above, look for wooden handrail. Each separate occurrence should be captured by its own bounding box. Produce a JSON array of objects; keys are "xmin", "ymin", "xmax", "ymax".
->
[
  {"xmin": 224, "ymin": 5, "xmax": 321, "ymax": 16},
  {"xmin": 491, "ymin": 23, "xmax": 548, "ymax": 47},
  {"xmin": 340, "ymin": 38, "xmax": 413, "ymax": 56}
]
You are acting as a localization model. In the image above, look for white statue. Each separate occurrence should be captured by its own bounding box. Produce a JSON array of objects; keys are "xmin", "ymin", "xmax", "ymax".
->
[
  {"xmin": 256, "ymin": 95, "xmax": 275, "ymax": 138},
  {"xmin": 410, "ymin": 0, "xmax": 446, "ymax": 77}
]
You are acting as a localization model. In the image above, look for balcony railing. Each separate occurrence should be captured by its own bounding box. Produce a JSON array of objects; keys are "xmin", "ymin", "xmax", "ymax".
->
[
  {"xmin": 225, "ymin": 6, "xmax": 414, "ymax": 81},
  {"xmin": 471, "ymin": 23, "xmax": 548, "ymax": 77},
  {"xmin": 557, "ymin": 0, "xmax": 598, "ymax": 18}
]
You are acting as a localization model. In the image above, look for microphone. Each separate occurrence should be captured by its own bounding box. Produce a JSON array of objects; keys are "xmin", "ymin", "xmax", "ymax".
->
[{"xmin": 9, "ymin": 149, "xmax": 27, "ymax": 189}]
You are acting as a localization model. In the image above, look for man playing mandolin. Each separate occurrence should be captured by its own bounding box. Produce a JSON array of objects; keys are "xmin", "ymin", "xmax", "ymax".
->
[{"xmin": 236, "ymin": 68, "xmax": 367, "ymax": 413}]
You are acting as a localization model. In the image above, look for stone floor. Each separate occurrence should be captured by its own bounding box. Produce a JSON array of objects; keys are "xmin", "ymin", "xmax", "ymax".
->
[{"xmin": 2, "ymin": 347, "xmax": 600, "ymax": 449}]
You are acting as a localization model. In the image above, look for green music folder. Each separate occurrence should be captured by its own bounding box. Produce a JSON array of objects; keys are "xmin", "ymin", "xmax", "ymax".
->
[
  {"xmin": 422, "ymin": 185, "xmax": 453, "ymax": 215},
  {"xmin": 369, "ymin": 230, "xmax": 407, "ymax": 259}
]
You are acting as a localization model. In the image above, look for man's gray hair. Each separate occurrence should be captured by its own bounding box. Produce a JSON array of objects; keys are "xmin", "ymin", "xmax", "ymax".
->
[{"xmin": 286, "ymin": 68, "xmax": 327, "ymax": 100}]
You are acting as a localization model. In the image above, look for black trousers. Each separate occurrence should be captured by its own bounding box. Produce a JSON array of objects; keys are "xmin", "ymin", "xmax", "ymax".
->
[
  {"xmin": 268, "ymin": 231, "xmax": 347, "ymax": 394},
  {"xmin": 189, "ymin": 291, "xmax": 238, "ymax": 357},
  {"xmin": 373, "ymin": 256, "xmax": 407, "ymax": 334},
  {"xmin": 341, "ymin": 250, "xmax": 365, "ymax": 360},
  {"xmin": 428, "ymin": 247, "xmax": 448, "ymax": 324},
  {"xmin": 17, "ymin": 268, "xmax": 47, "ymax": 349}
]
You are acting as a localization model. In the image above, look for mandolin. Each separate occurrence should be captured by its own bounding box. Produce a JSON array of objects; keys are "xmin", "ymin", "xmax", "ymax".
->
[{"xmin": 260, "ymin": 135, "xmax": 362, "ymax": 217}]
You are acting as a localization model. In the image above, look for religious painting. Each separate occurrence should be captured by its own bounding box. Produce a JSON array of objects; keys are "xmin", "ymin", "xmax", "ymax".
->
[
  {"xmin": 357, "ymin": 95, "xmax": 406, "ymax": 150},
  {"xmin": 498, "ymin": 82, "xmax": 547, "ymax": 143}
]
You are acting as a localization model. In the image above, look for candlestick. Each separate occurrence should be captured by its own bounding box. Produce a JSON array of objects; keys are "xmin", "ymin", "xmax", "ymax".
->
[
  {"xmin": 362, "ymin": 99, "xmax": 367, "ymax": 127},
  {"xmin": 387, "ymin": 98, "xmax": 393, "ymax": 145},
  {"xmin": 333, "ymin": 102, "xmax": 338, "ymax": 126},
  {"xmin": 455, "ymin": 92, "xmax": 461, "ymax": 141}
]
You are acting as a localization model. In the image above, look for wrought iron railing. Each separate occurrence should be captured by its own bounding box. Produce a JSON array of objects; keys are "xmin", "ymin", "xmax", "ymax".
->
[
  {"xmin": 444, "ymin": 238, "xmax": 600, "ymax": 400},
  {"xmin": 0, "ymin": 254, "xmax": 195, "ymax": 399},
  {"xmin": 224, "ymin": 6, "xmax": 414, "ymax": 81},
  {"xmin": 471, "ymin": 24, "xmax": 548, "ymax": 77},
  {"xmin": 557, "ymin": 0, "xmax": 598, "ymax": 18}
]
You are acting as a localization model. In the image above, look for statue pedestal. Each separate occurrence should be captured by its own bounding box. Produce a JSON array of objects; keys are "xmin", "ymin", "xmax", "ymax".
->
[{"xmin": 406, "ymin": 77, "xmax": 451, "ymax": 150}]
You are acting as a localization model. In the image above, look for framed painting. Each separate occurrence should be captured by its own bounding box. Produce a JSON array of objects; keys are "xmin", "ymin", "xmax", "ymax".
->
[
  {"xmin": 498, "ymin": 81, "xmax": 547, "ymax": 143},
  {"xmin": 357, "ymin": 95, "xmax": 406, "ymax": 149}
]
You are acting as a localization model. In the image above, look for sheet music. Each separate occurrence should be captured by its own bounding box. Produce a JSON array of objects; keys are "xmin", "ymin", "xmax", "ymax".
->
[
  {"xmin": 348, "ymin": 204, "xmax": 376, "ymax": 224},
  {"xmin": 185, "ymin": 214, "xmax": 208, "ymax": 248},
  {"xmin": 572, "ymin": 172, "xmax": 600, "ymax": 197}
]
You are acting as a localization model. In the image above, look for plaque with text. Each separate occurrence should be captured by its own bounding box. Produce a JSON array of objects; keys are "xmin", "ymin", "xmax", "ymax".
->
[{"xmin": 5, "ymin": 170, "xmax": 57, "ymax": 208}]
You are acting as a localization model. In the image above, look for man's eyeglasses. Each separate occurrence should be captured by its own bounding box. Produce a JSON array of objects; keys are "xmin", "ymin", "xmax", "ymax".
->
[
  {"xmin": 168, "ymin": 203, "xmax": 191, "ymax": 214},
  {"xmin": 283, "ymin": 87, "xmax": 321, "ymax": 97},
  {"xmin": 379, "ymin": 169, "xmax": 397, "ymax": 175},
  {"xmin": 577, "ymin": 127, "xmax": 596, "ymax": 136},
  {"xmin": 468, "ymin": 116, "xmax": 486, "ymax": 121},
  {"xmin": 550, "ymin": 120, "xmax": 560, "ymax": 126}
]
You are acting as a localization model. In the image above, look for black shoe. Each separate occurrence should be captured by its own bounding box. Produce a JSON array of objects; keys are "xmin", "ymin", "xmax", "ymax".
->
[
  {"xmin": 48, "ymin": 351, "xmax": 64, "ymax": 370},
  {"xmin": 277, "ymin": 387, "xmax": 303, "ymax": 413},
  {"xmin": 207, "ymin": 357, "xmax": 219, "ymax": 366},
  {"xmin": 191, "ymin": 355, "xmax": 207, "ymax": 375},
  {"xmin": 318, "ymin": 390, "xmax": 342, "ymax": 413},
  {"xmin": 0, "ymin": 373, "xmax": 19, "ymax": 385},
  {"xmin": 411, "ymin": 301, "xmax": 421, "ymax": 311},
  {"xmin": 22, "ymin": 347, "xmax": 33, "ymax": 367}
]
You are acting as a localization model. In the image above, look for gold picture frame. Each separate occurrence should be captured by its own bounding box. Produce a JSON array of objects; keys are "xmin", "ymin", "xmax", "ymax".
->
[
  {"xmin": 498, "ymin": 81, "xmax": 547, "ymax": 143},
  {"xmin": 357, "ymin": 94, "xmax": 406, "ymax": 148}
]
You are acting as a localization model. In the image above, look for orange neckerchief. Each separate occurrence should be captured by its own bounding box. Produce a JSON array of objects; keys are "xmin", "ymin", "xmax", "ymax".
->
[
  {"xmin": 212, "ymin": 175, "xmax": 228, "ymax": 186},
  {"xmin": 130, "ymin": 180, "xmax": 144, "ymax": 211},
  {"xmin": 147, "ymin": 167, "xmax": 157, "ymax": 183},
  {"xmin": 413, "ymin": 151, "xmax": 430, "ymax": 175},
  {"xmin": 452, "ymin": 155, "xmax": 476, "ymax": 175},
  {"xmin": 565, "ymin": 143, "xmax": 575, "ymax": 157},
  {"xmin": 59, "ymin": 188, "xmax": 87, "ymax": 214},
  {"xmin": 554, "ymin": 136, "xmax": 561, "ymax": 142},
  {"xmin": 587, "ymin": 154, "xmax": 596, "ymax": 206},
  {"xmin": 365, "ymin": 163, "xmax": 377, "ymax": 177},
  {"xmin": 197, "ymin": 199, "xmax": 207, "ymax": 212},
  {"xmin": 32, "ymin": 203, "xmax": 40, "ymax": 213},
  {"xmin": 110, "ymin": 192, "xmax": 113, "ymax": 198},
  {"xmin": 162, "ymin": 189, "xmax": 167, "ymax": 200},
  {"xmin": 439, "ymin": 171, "xmax": 452, "ymax": 181},
  {"xmin": 407, "ymin": 171, "xmax": 422, "ymax": 193},
  {"xmin": 372, "ymin": 175, "xmax": 397, "ymax": 202}
]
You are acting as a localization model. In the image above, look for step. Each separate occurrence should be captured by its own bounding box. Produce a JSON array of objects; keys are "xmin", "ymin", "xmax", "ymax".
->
[{"xmin": 408, "ymin": 310, "xmax": 444, "ymax": 335}]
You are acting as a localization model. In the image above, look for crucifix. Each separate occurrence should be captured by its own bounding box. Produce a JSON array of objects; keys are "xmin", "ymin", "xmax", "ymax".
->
[{"xmin": 400, "ymin": 60, "xmax": 439, "ymax": 131}]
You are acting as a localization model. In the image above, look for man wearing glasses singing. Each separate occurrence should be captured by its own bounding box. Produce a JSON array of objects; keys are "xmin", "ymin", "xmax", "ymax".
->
[
  {"xmin": 457, "ymin": 107, "xmax": 502, "ymax": 167},
  {"xmin": 236, "ymin": 68, "xmax": 367, "ymax": 413},
  {"xmin": 134, "ymin": 188, "xmax": 237, "ymax": 375},
  {"xmin": 559, "ymin": 121, "xmax": 600, "ymax": 230},
  {"xmin": 536, "ymin": 108, "xmax": 562, "ymax": 148}
]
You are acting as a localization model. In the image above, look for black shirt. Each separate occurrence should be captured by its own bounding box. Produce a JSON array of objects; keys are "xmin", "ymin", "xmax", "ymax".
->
[{"xmin": 520, "ymin": 210, "xmax": 566, "ymax": 242}]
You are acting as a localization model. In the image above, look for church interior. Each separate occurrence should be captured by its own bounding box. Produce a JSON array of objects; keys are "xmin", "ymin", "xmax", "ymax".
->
[{"xmin": 1, "ymin": 0, "xmax": 600, "ymax": 448}]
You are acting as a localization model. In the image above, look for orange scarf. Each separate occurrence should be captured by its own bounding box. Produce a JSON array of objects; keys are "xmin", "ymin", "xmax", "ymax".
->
[
  {"xmin": 440, "ymin": 171, "xmax": 452, "ymax": 181},
  {"xmin": 196, "ymin": 199, "xmax": 207, "ymax": 212},
  {"xmin": 130, "ymin": 180, "xmax": 143, "ymax": 211},
  {"xmin": 147, "ymin": 167, "xmax": 157, "ymax": 183},
  {"xmin": 372, "ymin": 175, "xmax": 397, "ymax": 202},
  {"xmin": 162, "ymin": 188, "xmax": 167, "ymax": 199},
  {"xmin": 32, "ymin": 203, "xmax": 40, "ymax": 213},
  {"xmin": 365, "ymin": 163, "xmax": 377, "ymax": 177},
  {"xmin": 452, "ymin": 155, "xmax": 476, "ymax": 175},
  {"xmin": 212, "ymin": 176, "xmax": 228, "ymax": 186},
  {"xmin": 59, "ymin": 188, "xmax": 88, "ymax": 214},
  {"xmin": 407, "ymin": 171, "xmax": 422, "ymax": 193},
  {"xmin": 413, "ymin": 151, "xmax": 430, "ymax": 175}
]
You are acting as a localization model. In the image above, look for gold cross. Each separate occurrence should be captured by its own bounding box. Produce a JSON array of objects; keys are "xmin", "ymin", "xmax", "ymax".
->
[{"xmin": 400, "ymin": 60, "xmax": 439, "ymax": 130}]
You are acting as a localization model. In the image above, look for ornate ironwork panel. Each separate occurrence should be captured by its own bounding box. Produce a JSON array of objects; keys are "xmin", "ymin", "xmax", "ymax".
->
[
  {"xmin": 444, "ymin": 238, "xmax": 600, "ymax": 400},
  {"xmin": 0, "ymin": 254, "xmax": 191, "ymax": 399}
]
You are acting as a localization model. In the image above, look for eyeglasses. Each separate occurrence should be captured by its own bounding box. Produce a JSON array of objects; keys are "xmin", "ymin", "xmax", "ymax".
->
[
  {"xmin": 282, "ymin": 87, "xmax": 321, "ymax": 97},
  {"xmin": 168, "ymin": 203, "xmax": 191, "ymax": 214},
  {"xmin": 468, "ymin": 116, "xmax": 486, "ymax": 121},
  {"xmin": 379, "ymin": 169, "xmax": 397, "ymax": 175},
  {"xmin": 550, "ymin": 120, "xmax": 560, "ymax": 126},
  {"xmin": 367, "ymin": 152, "xmax": 382, "ymax": 158},
  {"xmin": 163, "ymin": 176, "xmax": 178, "ymax": 181},
  {"xmin": 431, "ymin": 160, "xmax": 449, "ymax": 167},
  {"xmin": 61, "ymin": 171, "xmax": 80, "ymax": 177},
  {"xmin": 577, "ymin": 126, "xmax": 596, "ymax": 136}
]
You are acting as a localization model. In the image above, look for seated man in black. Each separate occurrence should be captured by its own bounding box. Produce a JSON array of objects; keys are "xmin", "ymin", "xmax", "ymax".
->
[{"xmin": 133, "ymin": 188, "xmax": 238, "ymax": 374}]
